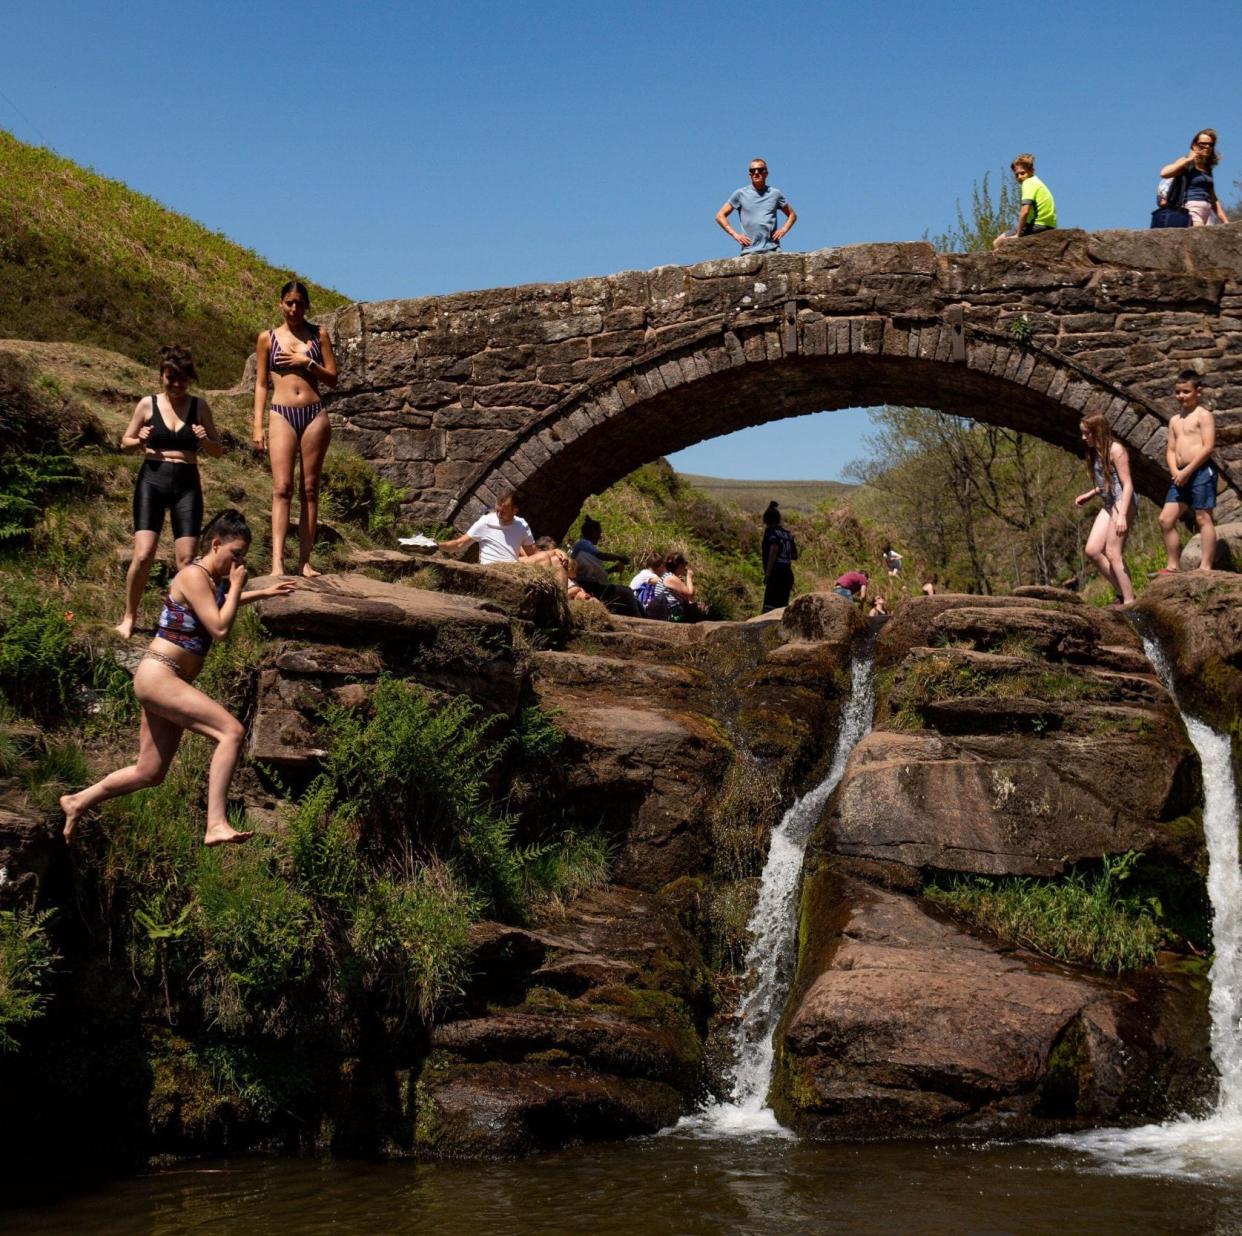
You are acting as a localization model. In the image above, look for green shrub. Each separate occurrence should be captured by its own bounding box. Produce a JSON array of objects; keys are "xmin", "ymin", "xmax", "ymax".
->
[
  {"xmin": 0, "ymin": 581, "xmax": 91, "ymax": 717},
  {"xmin": 514, "ymin": 705, "xmax": 565, "ymax": 760},
  {"xmin": 19, "ymin": 740, "xmax": 88, "ymax": 809},
  {"xmin": 925, "ymin": 851, "xmax": 1167, "ymax": 973},
  {"xmin": 348, "ymin": 862, "xmax": 477, "ymax": 1021},
  {"xmin": 319, "ymin": 677, "xmax": 524, "ymax": 913},
  {"xmin": 0, "ymin": 450, "xmax": 79, "ymax": 541},
  {"xmin": 192, "ymin": 840, "xmax": 316, "ymax": 1034},
  {"xmin": 320, "ymin": 449, "xmax": 407, "ymax": 537},
  {"xmin": 0, "ymin": 908, "xmax": 59, "ymax": 1052},
  {"xmin": 286, "ymin": 779, "xmax": 360, "ymax": 907},
  {"xmin": 520, "ymin": 829, "xmax": 611, "ymax": 907}
]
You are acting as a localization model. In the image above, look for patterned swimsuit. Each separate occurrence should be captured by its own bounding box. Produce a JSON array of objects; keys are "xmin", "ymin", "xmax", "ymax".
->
[{"xmin": 156, "ymin": 563, "xmax": 228, "ymax": 657}]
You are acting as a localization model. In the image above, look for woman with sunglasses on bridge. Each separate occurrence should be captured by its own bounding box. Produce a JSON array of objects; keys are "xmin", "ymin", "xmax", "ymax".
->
[{"xmin": 1160, "ymin": 129, "xmax": 1229, "ymax": 228}]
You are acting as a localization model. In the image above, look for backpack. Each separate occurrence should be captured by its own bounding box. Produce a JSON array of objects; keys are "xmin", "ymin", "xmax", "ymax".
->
[{"xmin": 635, "ymin": 579, "xmax": 658, "ymax": 610}]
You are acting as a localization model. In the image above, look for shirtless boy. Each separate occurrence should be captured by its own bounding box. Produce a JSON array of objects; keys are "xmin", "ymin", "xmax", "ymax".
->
[{"xmin": 1158, "ymin": 371, "xmax": 1217, "ymax": 572}]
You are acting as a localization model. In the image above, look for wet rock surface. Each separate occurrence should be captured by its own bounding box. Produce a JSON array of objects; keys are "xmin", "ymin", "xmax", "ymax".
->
[
  {"xmin": 776, "ymin": 868, "xmax": 1212, "ymax": 1137},
  {"xmin": 776, "ymin": 591, "xmax": 1215, "ymax": 1138},
  {"xmin": 416, "ymin": 887, "xmax": 711, "ymax": 1157}
]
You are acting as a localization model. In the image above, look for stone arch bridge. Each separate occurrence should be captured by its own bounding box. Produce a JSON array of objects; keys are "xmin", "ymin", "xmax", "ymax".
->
[{"xmin": 325, "ymin": 227, "xmax": 1242, "ymax": 538}]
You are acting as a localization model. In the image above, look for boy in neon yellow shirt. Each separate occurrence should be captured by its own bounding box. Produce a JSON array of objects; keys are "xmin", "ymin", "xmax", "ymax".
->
[{"xmin": 993, "ymin": 153, "xmax": 1057, "ymax": 249}]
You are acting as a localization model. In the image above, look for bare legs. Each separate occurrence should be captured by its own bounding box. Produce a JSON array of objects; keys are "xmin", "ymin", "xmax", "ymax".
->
[
  {"xmin": 60, "ymin": 661, "xmax": 252, "ymax": 846},
  {"xmin": 1159, "ymin": 501, "xmax": 1216, "ymax": 571},
  {"xmin": 116, "ymin": 532, "xmax": 196, "ymax": 638},
  {"xmin": 1084, "ymin": 507, "xmax": 1136, "ymax": 604},
  {"xmin": 268, "ymin": 411, "xmax": 331, "ymax": 577},
  {"xmin": 297, "ymin": 413, "xmax": 331, "ymax": 577}
]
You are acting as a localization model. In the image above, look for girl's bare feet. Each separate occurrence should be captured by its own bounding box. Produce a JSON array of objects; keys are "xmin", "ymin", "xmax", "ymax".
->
[
  {"xmin": 115, "ymin": 616, "xmax": 135, "ymax": 639},
  {"xmin": 300, "ymin": 563, "xmax": 321, "ymax": 578},
  {"xmin": 60, "ymin": 793, "xmax": 84, "ymax": 843},
  {"xmin": 203, "ymin": 821, "xmax": 254, "ymax": 846}
]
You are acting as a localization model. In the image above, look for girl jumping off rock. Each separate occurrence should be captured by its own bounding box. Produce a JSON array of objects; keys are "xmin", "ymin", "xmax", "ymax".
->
[{"xmin": 63, "ymin": 511, "xmax": 295, "ymax": 845}]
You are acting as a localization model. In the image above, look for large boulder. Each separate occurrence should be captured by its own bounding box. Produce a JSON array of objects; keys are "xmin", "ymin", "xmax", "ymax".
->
[
  {"xmin": 819, "ymin": 726, "xmax": 1195, "ymax": 877},
  {"xmin": 877, "ymin": 593, "xmax": 1142, "ymax": 664},
  {"xmin": 533, "ymin": 682, "xmax": 732, "ymax": 889},
  {"xmin": 253, "ymin": 573, "xmax": 513, "ymax": 651},
  {"xmin": 1133, "ymin": 572, "xmax": 1242, "ymax": 736},
  {"xmin": 1170, "ymin": 522, "xmax": 1242, "ymax": 572},
  {"xmin": 775, "ymin": 868, "xmax": 1212, "ymax": 1137}
]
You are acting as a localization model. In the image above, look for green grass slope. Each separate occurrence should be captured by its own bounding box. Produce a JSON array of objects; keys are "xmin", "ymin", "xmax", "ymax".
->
[
  {"xmin": 678, "ymin": 474, "xmax": 855, "ymax": 516},
  {"xmin": 0, "ymin": 130, "xmax": 350, "ymax": 388}
]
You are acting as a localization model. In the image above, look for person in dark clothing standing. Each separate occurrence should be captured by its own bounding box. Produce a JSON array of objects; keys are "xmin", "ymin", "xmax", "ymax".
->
[{"xmin": 761, "ymin": 501, "xmax": 797, "ymax": 612}]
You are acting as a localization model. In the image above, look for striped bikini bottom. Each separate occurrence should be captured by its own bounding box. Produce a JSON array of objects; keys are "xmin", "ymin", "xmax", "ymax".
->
[{"xmin": 272, "ymin": 402, "xmax": 325, "ymax": 436}]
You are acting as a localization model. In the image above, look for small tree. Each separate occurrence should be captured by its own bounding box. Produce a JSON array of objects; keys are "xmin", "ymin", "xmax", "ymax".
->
[{"xmin": 926, "ymin": 170, "xmax": 1022, "ymax": 254}]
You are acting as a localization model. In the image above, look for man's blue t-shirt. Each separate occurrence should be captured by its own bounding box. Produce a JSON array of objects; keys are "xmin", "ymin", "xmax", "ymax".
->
[{"xmin": 727, "ymin": 185, "xmax": 789, "ymax": 252}]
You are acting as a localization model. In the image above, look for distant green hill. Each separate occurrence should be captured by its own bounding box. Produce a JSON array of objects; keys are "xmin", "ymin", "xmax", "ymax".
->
[
  {"xmin": 0, "ymin": 129, "xmax": 350, "ymax": 388},
  {"xmin": 677, "ymin": 473, "xmax": 854, "ymax": 515}
]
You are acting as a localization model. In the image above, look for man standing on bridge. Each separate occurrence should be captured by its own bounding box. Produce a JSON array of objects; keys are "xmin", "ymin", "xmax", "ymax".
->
[{"xmin": 715, "ymin": 159, "xmax": 797, "ymax": 254}]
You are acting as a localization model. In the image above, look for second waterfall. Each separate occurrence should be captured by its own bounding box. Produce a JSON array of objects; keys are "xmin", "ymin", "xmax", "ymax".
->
[{"xmin": 688, "ymin": 644, "xmax": 876, "ymax": 1136}]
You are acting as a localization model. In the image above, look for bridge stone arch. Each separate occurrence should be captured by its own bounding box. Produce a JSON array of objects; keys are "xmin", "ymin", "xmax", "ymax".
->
[{"xmin": 327, "ymin": 228, "xmax": 1242, "ymax": 539}]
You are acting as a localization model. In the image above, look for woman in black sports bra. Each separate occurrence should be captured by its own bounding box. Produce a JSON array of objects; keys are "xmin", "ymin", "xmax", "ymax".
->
[
  {"xmin": 252, "ymin": 279, "xmax": 338, "ymax": 577},
  {"xmin": 115, "ymin": 346, "xmax": 222, "ymax": 638}
]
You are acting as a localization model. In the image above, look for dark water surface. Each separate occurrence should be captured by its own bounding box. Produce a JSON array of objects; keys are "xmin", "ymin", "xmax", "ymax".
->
[{"xmin": 7, "ymin": 1131, "xmax": 1242, "ymax": 1236}]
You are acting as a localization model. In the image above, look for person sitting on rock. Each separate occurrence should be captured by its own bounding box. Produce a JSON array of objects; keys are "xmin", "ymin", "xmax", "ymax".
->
[
  {"xmin": 568, "ymin": 516, "xmax": 642, "ymax": 616},
  {"xmin": 653, "ymin": 553, "xmax": 706, "ymax": 622},
  {"xmin": 437, "ymin": 491, "xmax": 565, "ymax": 581},
  {"xmin": 630, "ymin": 550, "xmax": 666, "ymax": 616},
  {"xmin": 868, "ymin": 594, "xmax": 889, "ymax": 617},
  {"xmin": 834, "ymin": 570, "xmax": 869, "ymax": 603},
  {"xmin": 565, "ymin": 554, "xmax": 605, "ymax": 607},
  {"xmin": 992, "ymin": 153, "xmax": 1057, "ymax": 250}
]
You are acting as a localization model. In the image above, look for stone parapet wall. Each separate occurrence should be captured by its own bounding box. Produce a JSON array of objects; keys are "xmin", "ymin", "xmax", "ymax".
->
[{"xmin": 322, "ymin": 227, "xmax": 1242, "ymax": 536}]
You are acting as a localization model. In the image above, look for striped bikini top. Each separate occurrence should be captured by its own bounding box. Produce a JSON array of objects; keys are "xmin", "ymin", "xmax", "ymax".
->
[
  {"xmin": 270, "ymin": 326, "xmax": 322, "ymax": 373},
  {"xmin": 156, "ymin": 563, "xmax": 228, "ymax": 657}
]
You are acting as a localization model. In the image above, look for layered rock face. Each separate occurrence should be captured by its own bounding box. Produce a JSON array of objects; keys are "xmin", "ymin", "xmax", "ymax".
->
[
  {"xmin": 240, "ymin": 569, "xmax": 862, "ymax": 1155},
  {"xmin": 776, "ymin": 591, "xmax": 1215, "ymax": 1137}
]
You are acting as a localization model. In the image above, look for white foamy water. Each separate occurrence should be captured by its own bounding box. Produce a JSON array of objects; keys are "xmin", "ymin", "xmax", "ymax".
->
[
  {"xmin": 678, "ymin": 648, "xmax": 875, "ymax": 1138},
  {"xmin": 1052, "ymin": 633, "xmax": 1242, "ymax": 1178}
]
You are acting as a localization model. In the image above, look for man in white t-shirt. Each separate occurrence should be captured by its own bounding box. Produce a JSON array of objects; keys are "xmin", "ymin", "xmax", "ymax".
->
[{"xmin": 437, "ymin": 492, "xmax": 565, "ymax": 573}]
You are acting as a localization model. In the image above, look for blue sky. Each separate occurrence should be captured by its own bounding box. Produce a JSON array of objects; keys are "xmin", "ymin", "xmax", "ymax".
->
[{"xmin": 2, "ymin": 0, "xmax": 1240, "ymax": 479}]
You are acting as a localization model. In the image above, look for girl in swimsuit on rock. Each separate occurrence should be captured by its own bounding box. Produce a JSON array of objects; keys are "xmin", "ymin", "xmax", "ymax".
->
[
  {"xmin": 62, "ymin": 510, "xmax": 295, "ymax": 845},
  {"xmin": 253, "ymin": 279, "xmax": 338, "ymax": 576},
  {"xmin": 115, "ymin": 346, "xmax": 221, "ymax": 638},
  {"xmin": 1074, "ymin": 413, "xmax": 1137, "ymax": 605}
]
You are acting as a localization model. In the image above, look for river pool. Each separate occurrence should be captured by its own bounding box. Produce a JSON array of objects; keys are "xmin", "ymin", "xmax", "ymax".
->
[{"xmin": 7, "ymin": 1127, "xmax": 1242, "ymax": 1235}]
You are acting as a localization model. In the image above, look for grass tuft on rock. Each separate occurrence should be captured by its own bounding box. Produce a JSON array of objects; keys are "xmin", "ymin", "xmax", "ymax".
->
[{"xmin": 925, "ymin": 851, "xmax": 1167, "ymax": 973}]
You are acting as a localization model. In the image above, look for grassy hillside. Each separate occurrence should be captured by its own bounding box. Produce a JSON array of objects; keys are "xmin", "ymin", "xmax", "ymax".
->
[
  {"xmin": 677, "ymin": 474, "xmax": 854, "ymax": 515},
  {"xmin": 0, "ymin": 130, "xmax": 350, "ymax": 388}
]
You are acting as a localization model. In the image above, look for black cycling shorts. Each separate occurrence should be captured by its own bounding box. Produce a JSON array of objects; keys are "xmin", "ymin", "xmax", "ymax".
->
[{"xmin": 132, "ymin": 459, "xmax": 203, "ymax": 540}]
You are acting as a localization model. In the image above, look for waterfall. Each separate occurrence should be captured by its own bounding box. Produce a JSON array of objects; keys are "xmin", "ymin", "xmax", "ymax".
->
[
  {"xmin": 1143, "ymin": 635, "xmax": 1242, "ymax": 1112},
  {"xmin": 681, "ymin": 646, "xmax": 876, "ymax": 1136},
  {"xmin": 1052, "ymin": 632, "xmax": 1242, "ymax": 1175}
]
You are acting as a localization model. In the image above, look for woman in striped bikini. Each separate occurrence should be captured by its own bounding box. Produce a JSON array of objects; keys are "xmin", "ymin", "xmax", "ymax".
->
[{"xmin": 253, "ymin": 279, "xmax": 338, "ymax": 576}]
